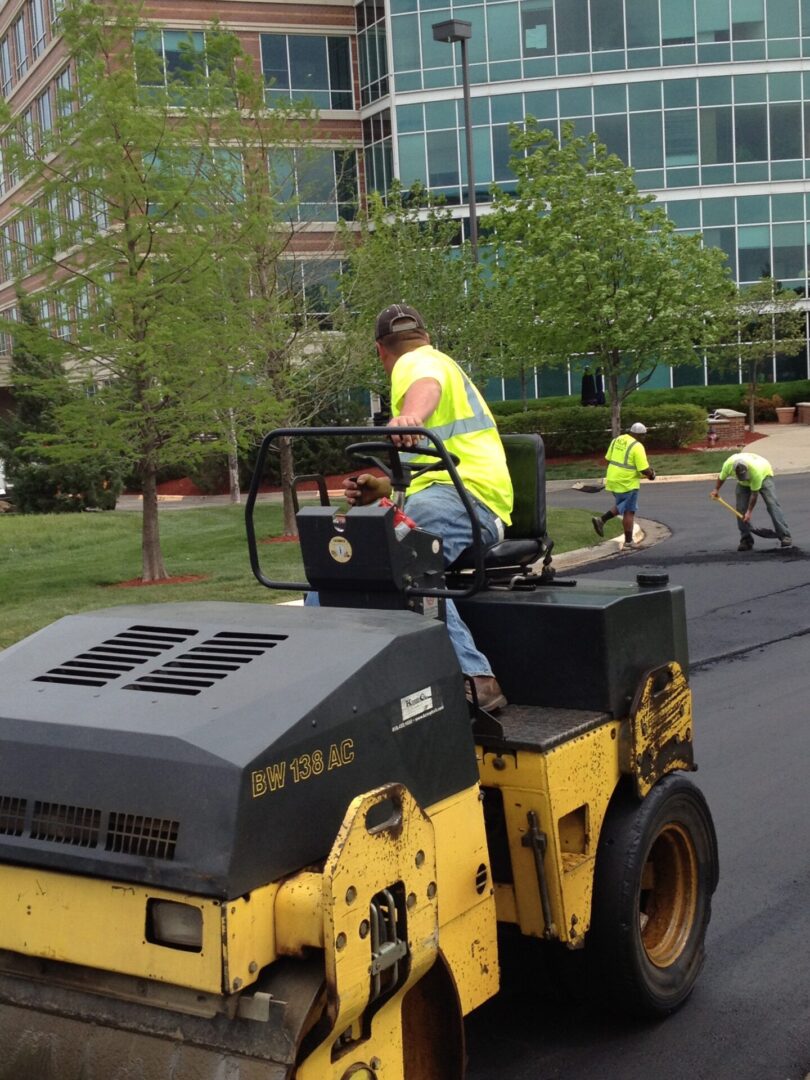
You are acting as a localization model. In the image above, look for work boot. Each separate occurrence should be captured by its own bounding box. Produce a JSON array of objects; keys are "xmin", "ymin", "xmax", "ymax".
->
[
  {"xmin": 592, "ymin": 516, "xmax": 605, "ymax": 537},
  {"xmin": 465, "ymin": 675, "xmax": 507, "ymax": 712},
  {"xmin": 737, "ymin": 538, "xmax": 754, "ymax": 552},
  {"xmin": 780, "ymin": 536, "xmax": 793, "ymax": 548}
]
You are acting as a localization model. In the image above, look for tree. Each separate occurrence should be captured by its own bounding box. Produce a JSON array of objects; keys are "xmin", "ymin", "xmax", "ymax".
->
[
  {"xmin": 722, "ymin": 277, "xmax": 806, "ymax": 432},
  {"xmin": 0, "ymin": 0, "xmax": 335, "ymax": 576},
  {"xmin": 489, "ymin": 122, "xmax": 736, "ymax": 434},
  {"xmin": 335, "ymin": 183, "xmax": 498, "ymax": 397}
]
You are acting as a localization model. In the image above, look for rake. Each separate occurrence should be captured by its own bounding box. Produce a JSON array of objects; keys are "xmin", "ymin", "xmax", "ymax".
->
[{"xmin": 712, "ymin": 494, "xmax": 779, "ymax": 538}]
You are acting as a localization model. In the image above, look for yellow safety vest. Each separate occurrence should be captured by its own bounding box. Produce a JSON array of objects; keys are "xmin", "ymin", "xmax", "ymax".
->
[
  {"xmin": 390, "ymin": 344, "xmax": 513, "ymax": 525},
  {"xmin": 605, "ymin": 434, "xmax": 649, "ymax": 493}
]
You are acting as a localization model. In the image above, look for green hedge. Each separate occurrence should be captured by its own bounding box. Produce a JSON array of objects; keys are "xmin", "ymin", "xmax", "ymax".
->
[
  {"xmin": 11, "ymin": 461, "xmax": 123, "ymax": 513},
  {"xmin": 497, "ymin": 404, "xmax": 706, "ymax": 455}
]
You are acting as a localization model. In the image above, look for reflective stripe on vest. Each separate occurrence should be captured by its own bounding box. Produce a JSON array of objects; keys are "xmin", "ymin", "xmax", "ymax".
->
[
  {"xmin": 606, "ymin": 437, "xmax": 639, "ymax": 471},
  {"xmin": 428, "ymin": 369, "xmax": 496, "ymax": 442}
]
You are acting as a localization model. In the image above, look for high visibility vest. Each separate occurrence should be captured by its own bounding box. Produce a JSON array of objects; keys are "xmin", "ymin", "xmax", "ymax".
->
[
  {"xmin": 605, "ymin": 434, "xmax": 649, "ymax": 493},
  {"xmin": 390, "ymin": 344, "xmax": 513, "ymax": 524},
  {"xmin": 718, "ymin": 452, "xmax": 773, "ymax": 491}
]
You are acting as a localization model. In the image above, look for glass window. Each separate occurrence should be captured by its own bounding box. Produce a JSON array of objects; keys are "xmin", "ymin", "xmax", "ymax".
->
[
  {"xmin": 665, "ymin": 110, "xmax": 698, "ymax": 165},
  {"xmin": 392, "ymin": 15, "xmax": 421, "ymax": 71},
  {"xmin": 772, "ymin": 223, "xmax": 805, "ymax": 278},
  {"xmin": 14, "ymin": 17, "xmax": 29, "ymax": 78},
  {"xmin": 768, "ymin": 71, "xmax": 801, "ymax": 101},
  {"xmin": 595, "ymin": 114, "xmax": 628, "ymax": 160},
  {"xmin": 664, "ymin": 79, "xmax": 697, "ymax": 108},
  {"xmin": 488, "ymin": 3, "xmax": 521, "ymax": 62},
  {"xmin": 697, "ymin": 0, "xmax": 730, "ymax": 42},
  {"xmin": 293, "ymin": 148, "xmax": 357, "ymax": 221},
  {"xmin": 520, "ymin": 0, "xmax": 554, "ymax": 57},
  {"xmin": 492, "ymin": 124, "xmax": 515, "ymax": 179},
  {"xmin": 769, "ymin": 103, "xmax": 802, "ymax": 159},
  {"xmin": 0, "ymin": 38, "xmax": 12, "ymax": 97},
  {"xmin": 261, "ymin": 34, "xmax": 352, "ymax": 109},
  {"xmin": 737, "ymin": 194, "xmax": 768, "ymax": 222},
  {"xmin": 555, "ymin": 0, "xmax": 589, "ymax": 54},
  {"xmin": 629, "ymin": 81, "xmax": 661, "ymax": 110},
  {"xmin": 594, "ymin": 83, "xmax": 626, "ymax": 114},
  {"xmin": 162, "ymin": 29, "xmax": 204, "ymax": 82},
  {"xmin": 397, "ymin": 103, "xmax": 424, "ymax": 133},
  {"xmin": 524, "ymin": 89, "xmax": 556, "ymax": 117},
  {"xmin": 737, "ymin": 224, "xmax": 771, "ymax": 280},
  {"xmin": 733, "ymin": 73, "xmax": 766, "ymax": 102},
  {"xmin": 398, "ymin": 132, "xmax": 427, "ymax": 186},
  {"xmin": 735, "ymin": 104, "xmax": 768, "ymax": 161},
  {"xmin": 662, "ymin": 0, "xmax": 695, "ymax": 43},
  {"xmin": 666, "ymin": 200, "xmax": 701, "ymax": 228},
  {"xmin": 56, "ymin": 66, "xmax": 72, "ymax": 117},
  {"xmin": 37, "ymin": 88, "xmax": 52, "ymax": 135},
  {"xmin": 425, "ymin": 99, "xmax": 456, "ymax": 130},
  {"xmin": 703, "ymin": 197, "xmax": 735, "ymax": 226},
  {"xmin": 29, "ymin": 0, "xmax": 46, "ymax": 58},
  {"xmin": 700, "ymin": 106, "xmax": 733, "ymax": 163},
  {"xmin": 700, "ymin": 76, "xmax": 732, "ymax": 105},
  {"xmin": 590, "ymin": 0, "xmax": 624, "ymax": 51},
  {"xmin": 630, "ymin": 112, "xmax": 663, "ymax": 169},
  {"xmin": 771, "ymin": 193, "xmax": 804, "ymax": 220},
  {"xmin": 491, "ymin": 93, "xmax": 523, "ymax": 124},
  {"xmin": 767, "ymin": 0, "xmax": 800, "ymax": 37},
  {"xmin": 558, "ymin": 86, "xmax": 591, "ymax": 117},
  {"xmin": 627, "ymin": 0, "xmax": 659, "ymax": 47},
  {"xmin": 732, "ymin": 0, "xmax": 764, "ymax": 39},
  {"xmin": 427, "ymin": 129, "xmax": 459, "ymax": 186}
]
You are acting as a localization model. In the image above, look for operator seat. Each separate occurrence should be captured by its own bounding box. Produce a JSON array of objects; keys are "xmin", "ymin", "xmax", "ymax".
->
[{"xmin": 449, "ymin": 432, "xmax": 548, "ymax": 574}]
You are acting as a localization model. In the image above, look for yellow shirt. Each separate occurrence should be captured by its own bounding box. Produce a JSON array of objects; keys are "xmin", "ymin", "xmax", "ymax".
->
[{"xmin": 390, "ymin": 344, "xmax": 513, "ymax": 525}]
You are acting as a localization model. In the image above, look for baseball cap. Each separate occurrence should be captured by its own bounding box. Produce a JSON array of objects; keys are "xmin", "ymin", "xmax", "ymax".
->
[
  {"xmin": 629, "ymin": 422, "xmax": 647, "ymax": 435},
  {"xmin": 375, "ymin": 303, "xmax": 427, "ymax": 341},
  {"xmin": 734, "ymin": 461, "xmax": 750, "ymax": 480}
]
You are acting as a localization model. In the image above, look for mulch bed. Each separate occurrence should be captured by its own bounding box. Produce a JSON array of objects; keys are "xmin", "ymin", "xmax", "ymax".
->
[{"xmin": 108, "ymin": 575, "xmax": 208, "ymax": 588}]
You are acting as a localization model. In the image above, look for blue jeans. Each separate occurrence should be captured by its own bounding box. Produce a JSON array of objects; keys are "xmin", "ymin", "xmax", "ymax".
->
[
  {"xmin": 736, "ymin": 477, "xmax": 790, "ymax": 541},
  {"xmin": 306, "ymin": 483, "xmax": 502, "ymax": 676},
  {"xmin": 404, "ymin": 484, "xmax": 502, "ymax": 677}
]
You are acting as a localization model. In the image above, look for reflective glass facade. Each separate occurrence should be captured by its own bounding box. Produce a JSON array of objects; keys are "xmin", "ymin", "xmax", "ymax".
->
[{"xmin": 360, "ymin": 0, "xmax": 810, "ymax": 386}]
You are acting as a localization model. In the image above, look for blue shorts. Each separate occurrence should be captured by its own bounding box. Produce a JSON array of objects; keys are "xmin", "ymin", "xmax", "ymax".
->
[{"xmin": 612, "ymin": 488, "xmax": 639, "ymax": 514}]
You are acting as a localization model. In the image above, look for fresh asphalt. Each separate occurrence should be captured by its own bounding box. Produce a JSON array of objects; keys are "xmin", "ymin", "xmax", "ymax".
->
[{"xmin": 466, "ymin": 425, "xmax": 810, "ymax": 1080}]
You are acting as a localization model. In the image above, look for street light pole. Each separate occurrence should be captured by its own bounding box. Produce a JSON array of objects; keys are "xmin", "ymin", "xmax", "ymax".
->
[{"xmin": 431, "ymin": 19, "xmax": 478, "ymax": 264}]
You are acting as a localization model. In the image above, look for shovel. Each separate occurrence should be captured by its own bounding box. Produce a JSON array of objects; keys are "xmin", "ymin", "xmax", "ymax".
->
[{"xmin": 712, "ymin": 494, "xmax": 779, "ymax": 538}]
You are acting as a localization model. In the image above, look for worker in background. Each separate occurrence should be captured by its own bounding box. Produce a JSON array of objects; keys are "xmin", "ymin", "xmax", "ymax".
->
[
  {"xmin": 592, "ymin": 422, "xmax": 656, "ymax": 550},
  {"xmin": 711, "ymin": 452, "xmax": 792, "ymax": 551},
  {"xmin": 344, "ymin": 303, "xmax": 514, "ymax": 712}
]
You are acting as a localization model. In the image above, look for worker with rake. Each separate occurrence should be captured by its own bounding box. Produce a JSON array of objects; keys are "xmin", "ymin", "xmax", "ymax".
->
[{"xmin": 711, "ymin": 452, "xmax": 792, "ymax": 551}]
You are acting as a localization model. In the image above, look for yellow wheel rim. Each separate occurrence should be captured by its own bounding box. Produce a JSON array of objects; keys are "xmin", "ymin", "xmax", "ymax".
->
[{"xmin": 638, "ymin": 822, "xmax": 699, "ymax": 967}]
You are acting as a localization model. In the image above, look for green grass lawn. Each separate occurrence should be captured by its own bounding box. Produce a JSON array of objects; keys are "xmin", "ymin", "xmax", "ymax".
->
[
  {"xmin": 0, "ymin": 501, "xmax": 618, "ymax": 650},
  {"xmin": 1, "ymin": 442, "xmax": 723, "ymax": 650}
]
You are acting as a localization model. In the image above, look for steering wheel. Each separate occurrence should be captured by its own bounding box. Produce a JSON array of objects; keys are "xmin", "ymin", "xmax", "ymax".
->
[{"xmin": 346, "ymin": 440, "xmax": 460, "ymax": 494}]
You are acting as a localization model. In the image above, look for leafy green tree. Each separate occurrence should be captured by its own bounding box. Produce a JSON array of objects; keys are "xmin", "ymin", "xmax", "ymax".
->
[
  {"xmin": 489, "ymin": 122, "xmax": 736, "ymax": 435},
  {"xmin": 722, "ymin": 277, "xmax": 806, "ymax": 432},
  {"xmin": 335, "ymin": 184, "xmax": 498, "ymax": 396},
  {"xmin": 0, "ymin": 0, "xmax": 336, "ymax": 576}
]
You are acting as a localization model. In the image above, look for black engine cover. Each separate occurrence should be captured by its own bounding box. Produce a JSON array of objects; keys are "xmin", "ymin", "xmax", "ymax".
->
[
  {"xmin": 457, "ymin": 579, "xmax": 688, "ymax": 716},
  {"xmin": 0, "ymin": 603, "xmax": 477, "ymax": 899}
]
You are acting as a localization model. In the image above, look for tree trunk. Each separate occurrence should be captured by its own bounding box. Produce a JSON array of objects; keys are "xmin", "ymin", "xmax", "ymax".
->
[
  {"xmin": 609, "ymin": 372, "xmax": 621, "ymax": 436},
  {"xmin": 227, "ymin": 410, "xmax": 241, "ymax": 505},
  {"xmin": 748, "ymin": 362, "xmax": 757, "ymax": 433},
  {"xmin": 141, "ymin": 467, "xmax": 169, "ymax": 582},
  {"xmin": 519, "ymin": 363, "xmax": 527, "ymax": 407},
  {"xmin": 279, "ymin": 434, "xmax": 298, "ymax": 537}
]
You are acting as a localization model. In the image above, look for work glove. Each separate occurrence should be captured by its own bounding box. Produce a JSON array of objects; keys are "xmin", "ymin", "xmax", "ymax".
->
[{"xmin": 647, "ymin": 468, "xmax": 656, "ymax": 481}]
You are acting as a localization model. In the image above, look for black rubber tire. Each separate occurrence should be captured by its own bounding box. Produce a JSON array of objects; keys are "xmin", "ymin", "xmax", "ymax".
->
[{"xmin": 587, "ymin": 774, "xmax": 719, "ymax": 1018}]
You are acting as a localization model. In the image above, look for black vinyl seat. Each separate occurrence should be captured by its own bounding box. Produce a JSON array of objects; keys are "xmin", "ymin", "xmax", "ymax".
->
[{"xmin": 449, "ymin": 432, "xmax": 549, "ymax": 575}]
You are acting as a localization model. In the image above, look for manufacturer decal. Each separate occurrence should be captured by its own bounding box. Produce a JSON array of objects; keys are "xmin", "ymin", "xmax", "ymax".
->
[
  {"xmin": 328, "ymin": 536, "xmax": 353, "ymax": 563},
  {"xmin": 392, "ymin": 686, "xmax": 444, "ymax": 732}
]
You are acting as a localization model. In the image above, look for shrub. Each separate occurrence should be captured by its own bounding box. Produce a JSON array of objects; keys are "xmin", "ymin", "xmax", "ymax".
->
[
  {"xmin": 12, "ymin": 461, "xmax": 123, "ymax": 513},
  {"xmin": 497, "ymin": 404, "xmax": 705, "ymax": 455}
]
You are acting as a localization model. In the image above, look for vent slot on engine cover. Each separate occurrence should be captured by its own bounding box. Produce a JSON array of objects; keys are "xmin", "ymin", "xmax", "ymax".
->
[
  {"xmin": 33, "ymin": 624, "xmax": 199, "ymax": 687},
  {"xmin": 0, "ymin": 796, "xmax": 27, "ymax": 836},
  {"xmin": 122, "ymin": 630, "xmax": 287, "ymax": 697},
  {"xmin": 31, "ymin": 801, "xmax": 101, "ymax": 847},
  {"xmin": 106, "ymin": 812, "xmax": 179, "ymax": 860}
]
